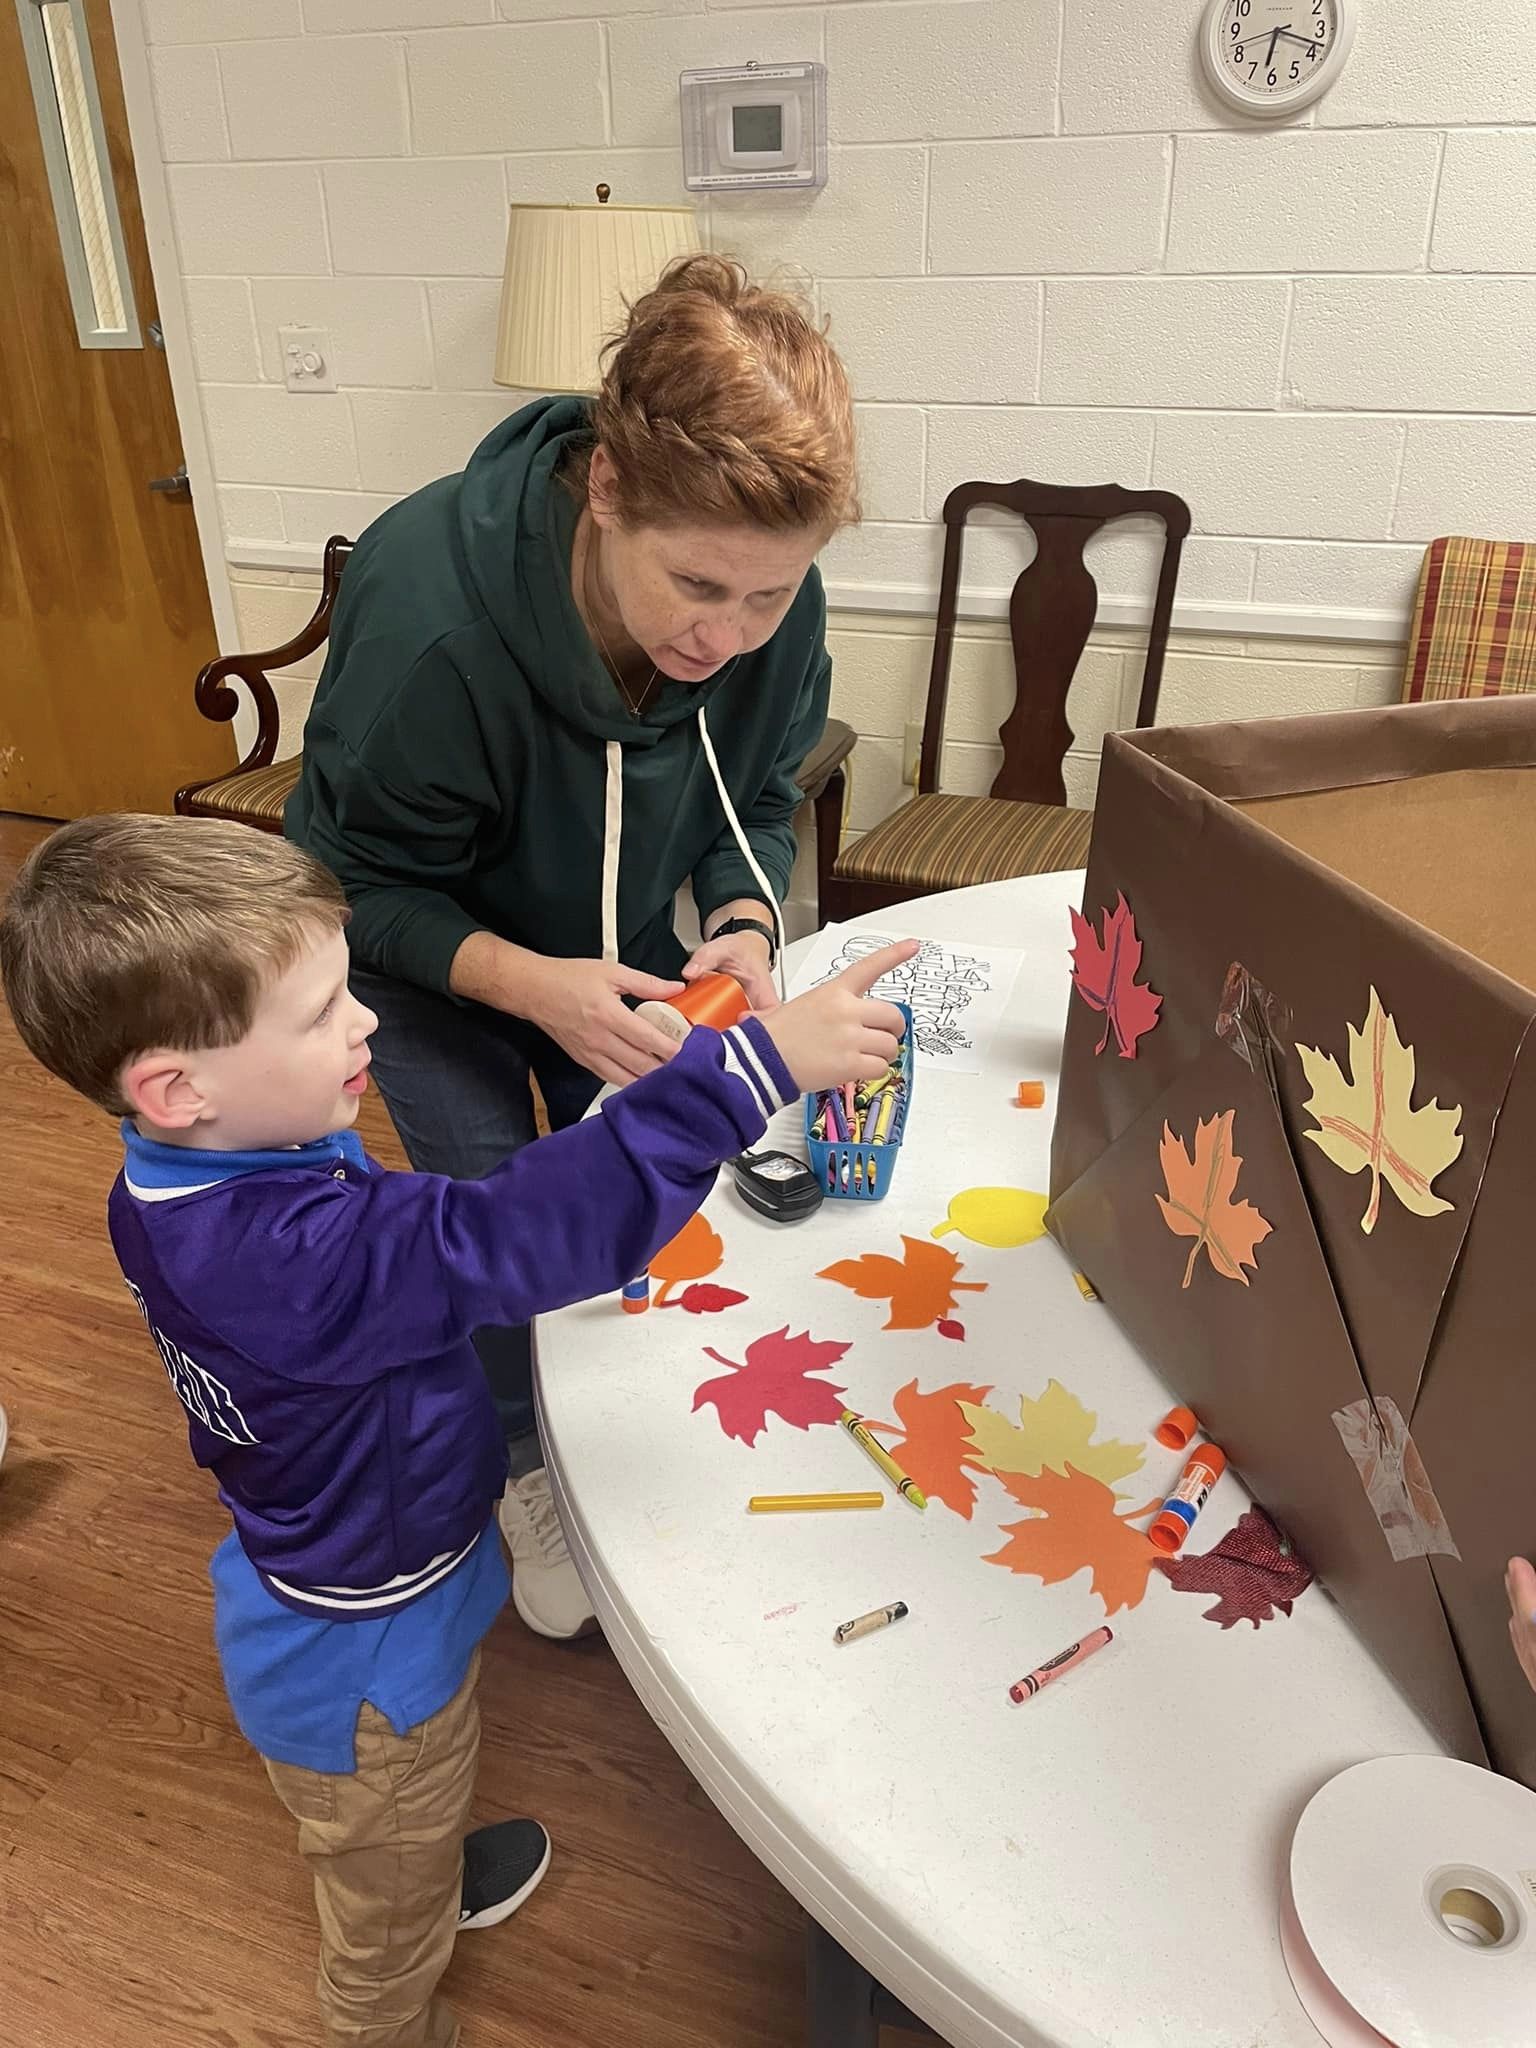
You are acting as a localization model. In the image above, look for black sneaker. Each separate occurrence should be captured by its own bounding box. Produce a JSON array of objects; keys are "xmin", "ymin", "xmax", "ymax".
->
[{"xmin": 458, "ymin": 1819, "xmax": 551, "ymax": 1931}]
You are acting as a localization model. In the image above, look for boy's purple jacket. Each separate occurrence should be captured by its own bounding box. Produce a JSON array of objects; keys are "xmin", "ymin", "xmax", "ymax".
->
[{"xmin": 108, "ymin": 1019, "xmax": 795, "ymax": 1617}]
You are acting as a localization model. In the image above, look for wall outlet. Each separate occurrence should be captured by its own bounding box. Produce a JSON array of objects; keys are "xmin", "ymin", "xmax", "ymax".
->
[
  {"xmin": 280, "ymin": 325, "xmax": 335, "ymax": 393},
  {"xmin": 902, "ymin": 720, "xmax": 923, "ymax": 790}
]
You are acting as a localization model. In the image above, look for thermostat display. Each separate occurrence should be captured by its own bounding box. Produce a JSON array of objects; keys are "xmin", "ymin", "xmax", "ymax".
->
[{"xmin": 682, "ymin": 61, "xmax": 827, "ymax": 192}]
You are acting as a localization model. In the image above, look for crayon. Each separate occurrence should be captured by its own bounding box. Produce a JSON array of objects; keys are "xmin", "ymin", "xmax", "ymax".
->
[
  {"xmin": 871, "ymin": 1090, "xmax": 897, "ymax": 1145},
  {"xmin": 827, "ymin": 1090, "xmax": 850, "ymax": 1142},
  {"xmin": 621, "ymin": 1275, "xmax": 650, "ymax": 1314},
  {"xmin": 749, "ymin": 1492, "xmax": 884, "ymax": 1513},
  {"xmin": 868, "ymin": 1155, "xmax": 878, "ymax": 1194},
  {"xmin": 839, "ymin": 1409, "xmax": 927, "ymax": 1508},
  {"xmin": 1148, "ymin": 1444, "xmax": 1227, "ymax": 1555},
  {"xmin": 1009, "ymin": 1626, "xmax": 1113, "ymax": 1703},
  {"xmin": 853, "ymin": 1155, "xmax": 864, "ymax": 1193},
  {"xmin": 833, "ymin": 1600, "xmax": 909, "ymax": 1645}
]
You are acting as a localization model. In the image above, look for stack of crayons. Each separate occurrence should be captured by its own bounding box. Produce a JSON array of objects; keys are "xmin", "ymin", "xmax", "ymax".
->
[{"xmin": 808, "ymin": 1059, "xmax": 906, "ymax": 1196}]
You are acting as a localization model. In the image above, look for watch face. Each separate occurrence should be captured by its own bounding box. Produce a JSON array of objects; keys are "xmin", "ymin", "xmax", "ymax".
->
[{"xmin": 1218, "ymin": 0, "xmax": 1338, "ymax": 99}]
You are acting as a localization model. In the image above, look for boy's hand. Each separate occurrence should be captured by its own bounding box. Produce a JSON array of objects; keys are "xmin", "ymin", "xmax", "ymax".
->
[
  {"xmin": 761, "ymin": 940, "xmax": 917, "ymax": 1093},
  {"xmin": 1507, "ymin": 1558, "xmax": 1536, "ymax": 1695}
]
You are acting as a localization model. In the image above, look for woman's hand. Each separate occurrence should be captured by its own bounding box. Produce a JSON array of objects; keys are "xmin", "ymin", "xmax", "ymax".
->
[
  {"xmin": 523, "ymin": 957, "xmax": 687, "ymax": 1087},
  {"xmin": 687, "ymin": 900, "xmax": 780, "ymax": 1011},
  {"xmin": 1507, "ymin": 1558, "xmax": 1536, "ymax": 1696}
]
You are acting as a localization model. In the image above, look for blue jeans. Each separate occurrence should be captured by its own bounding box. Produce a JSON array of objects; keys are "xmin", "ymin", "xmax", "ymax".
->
[{"xmin": 351, "ymin": 969, "xmax": 601, "ymax": 1467}]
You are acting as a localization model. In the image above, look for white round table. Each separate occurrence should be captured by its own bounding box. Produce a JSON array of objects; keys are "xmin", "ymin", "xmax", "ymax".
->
[{"xmin": 536, "ymin": 872, "xmax": 1444, "ymax": 2048}]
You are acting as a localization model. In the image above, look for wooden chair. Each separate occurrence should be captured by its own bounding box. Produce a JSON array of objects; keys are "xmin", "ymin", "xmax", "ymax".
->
[
  {"xmin": 176, "ymin": 535, "xmax": 856, "ymax": 924},
  {"xmin": 822, "ymin": 479, "xmax": 1190, "ymax": 922},
  {"xmin": 1401, "ymin": 536, "xmax": 1536, "ymax": 703}
]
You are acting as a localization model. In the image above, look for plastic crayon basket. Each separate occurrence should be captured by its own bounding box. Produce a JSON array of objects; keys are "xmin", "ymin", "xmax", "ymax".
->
[{"xmin": 804, "ymin": 1002, "xmax": 914, "ymax": 1203}]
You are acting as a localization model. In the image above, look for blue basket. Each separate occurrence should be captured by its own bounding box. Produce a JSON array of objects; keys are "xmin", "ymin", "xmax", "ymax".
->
[{"xmin": 804, "ymin": 1002, "xmax": 914, "ymax": 1203}]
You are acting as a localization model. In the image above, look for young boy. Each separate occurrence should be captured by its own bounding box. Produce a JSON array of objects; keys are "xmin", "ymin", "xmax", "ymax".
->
[{"xmin": 0, "ymin": 814, "xmax": 911, "ymax": 2048}]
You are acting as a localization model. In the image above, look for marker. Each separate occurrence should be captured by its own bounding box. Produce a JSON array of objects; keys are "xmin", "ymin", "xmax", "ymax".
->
[
  {"xmin": 839, "ymin": 1409, "xmax": 927, "ymax": 1508},
  {"xmin": 871, "ymin": 1090, "xmax": 897, "ymax": 1145},
  {"xmin": 834, "ymin": 1599, "xmax": 909, "ymax": 1645},
  {"xmin": 749, "ymin": 1491, "xmax": 884, "ymax": 1514},
  {"xmin": 621, "ymin": 1275, "xmax": 650, "ymax": 1314},
  {"xmin": 1009, "ymin": 1626, "xmax": 1113, "ymax": 1703},
  {"xmin": 1148, "ymin": 1444, "xmax": 1227, "ymax": 1555}
]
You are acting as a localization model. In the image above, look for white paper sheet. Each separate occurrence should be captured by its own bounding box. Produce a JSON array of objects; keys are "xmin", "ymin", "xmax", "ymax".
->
[{"xmin": 790, "ymin": 923, "xmax": 1024, "ymax": 1075}]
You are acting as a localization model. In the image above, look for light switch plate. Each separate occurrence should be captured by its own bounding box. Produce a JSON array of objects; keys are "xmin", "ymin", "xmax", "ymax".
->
[{"xmin": 280, "ymin": 325, "xmax": 335, "ymax": 393}]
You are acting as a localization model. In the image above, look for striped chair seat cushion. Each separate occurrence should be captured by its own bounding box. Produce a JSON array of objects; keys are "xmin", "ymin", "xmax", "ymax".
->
[
  {"xmin": 183, "ymin": 758, "xmax": 300, "ymax": 827},
  {"xmin": 1403, "ymin": 537, "xmax": 1536, "ymax": 702},
  {"xmin": 835, "ymin": 793, "xmax": 1093, "ymax": 891}
]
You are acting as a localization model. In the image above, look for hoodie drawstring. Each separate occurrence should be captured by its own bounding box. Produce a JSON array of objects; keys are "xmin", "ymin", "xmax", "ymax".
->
[{"xmin": 696, "ymin": 707, "xmax": 787, "ymax": 1003}]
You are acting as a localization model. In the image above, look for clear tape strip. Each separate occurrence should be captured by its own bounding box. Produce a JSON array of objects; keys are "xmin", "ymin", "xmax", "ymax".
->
[{"xmin": 1332, "ymin": 1393, "xmax": 1461, "ymax": 1563}]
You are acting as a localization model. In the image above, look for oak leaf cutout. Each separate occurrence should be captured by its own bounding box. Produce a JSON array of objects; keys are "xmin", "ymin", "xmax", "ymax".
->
[
  {"xmin": 983, "ymin": 1464, "xmax": 1157, "ymax": 1617},
  {"xmin": 959, "ymin": 1379, "xmax": 1145, "ymax": 1488},
  {"xmin": 865, "ymin": 1378, "xmax": 993, "ymax": 1519},
  {"xmin": 1295, "ymin": 988, "xmax": 1463, "ymax": 1235},
  {"xmin": 1156, "ymin": 1111, "xmax": 1272, "ymax": 1287},
  {"xmin": 1069, "ymin": 892, "xmax": 1162, "ymax": 1058},
  {"xmin": 1155, "ymin": 1506, "xmax": 1314, "ymax": 1629},
  {"xmin": 691, "ymin": 1328, "xmax": 849, "ymax": 1447},
  {"xmin": 651, "ymin": 1211, "xmax": 724, "ymax": 1308},
  {"xmin": 819, "ymin": 1236, "xmax": 986, "ymax": 1334}
]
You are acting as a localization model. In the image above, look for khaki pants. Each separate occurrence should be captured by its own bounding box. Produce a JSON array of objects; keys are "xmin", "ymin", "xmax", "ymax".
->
[{"xmin": 264, "ymin": 1651, "xmax": 481, "ymax": 2048}]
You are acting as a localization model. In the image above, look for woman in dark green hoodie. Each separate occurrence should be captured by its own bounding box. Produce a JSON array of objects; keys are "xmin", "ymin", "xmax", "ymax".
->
[{"xmin": 287, "ymin": 255, "xmax": 859, "ymax": 1638}]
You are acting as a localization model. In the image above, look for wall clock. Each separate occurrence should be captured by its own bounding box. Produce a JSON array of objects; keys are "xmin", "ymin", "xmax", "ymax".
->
[{"xmin": 1200, "ymin": 0, "xmax": 1357, "ymax": 118}]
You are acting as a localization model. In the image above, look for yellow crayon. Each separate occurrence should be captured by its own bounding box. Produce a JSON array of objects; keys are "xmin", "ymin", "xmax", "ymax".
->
[
  {"xmin": 748, "ymin": 1492, "xmax": 884, "ymax": 1513},
  {"xmin": 839, "ymin": 1408, "xmax": 927, "ymax": 1509},
  {"xmin": 871, "ymin": 1089, "xmax": 897, "ymax": 1145}
]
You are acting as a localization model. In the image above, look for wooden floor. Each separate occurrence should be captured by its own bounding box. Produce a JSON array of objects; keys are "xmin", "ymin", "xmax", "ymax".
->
[{"xmin": 0, "ymin": 814, "xmax": 926, "ymax": 2048}]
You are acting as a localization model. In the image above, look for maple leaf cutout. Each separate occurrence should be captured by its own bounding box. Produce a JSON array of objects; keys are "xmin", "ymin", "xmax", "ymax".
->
[
  {"xmin": 984, "ymin": 1464, "xmax": 1157, "ymax": 1617},
  {"xmin": 959, "ymin": 1379, "xmax": 1145, "ymax": 1488},
  {"xmin": 691, "ymin": 1328, "xmax": 849, "ymax": 1447},
  {"xmin": 865, "ymin": 1379, "xmax": 993, "ymax": 1519},
  {"xmin": 1156, "ymin": 1111, "xmax": 1272, "ymax": 1287},
  {"xmin": 1155, "ymin": 1506, "xmax": 1315, "ymax": 1629},
  {"xmin": 819, "ymin": 1236, "xmax": 987, "ymax": 1332},
  {"xmin": 651, "ymin": 1211, "xmax": 723, "ymax": 1307},
  {"xmin": 1069, "ymin": 892, "xmax": 1163, "ymax": 1059},
  {"xmin": 1295, "ymin": 988, "xmax": 1463, "ymax": 1235},
  {"xmin": 661, "ymin": 1283, "xmax": 747, "ymax": 1315}
]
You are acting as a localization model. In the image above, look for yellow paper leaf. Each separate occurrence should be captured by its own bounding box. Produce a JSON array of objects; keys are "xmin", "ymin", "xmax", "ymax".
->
[
  {"xmin": 1295, "ymin": 988, "xmax": 1463, "ymax": 1235},
  {"xmin": 960, "ymin": 1379, "xmax": 1145, "ymax": 1488},
  {"xmin": 931, "ymin": 1187, "xmax": 1049, "ymax": 1249}
]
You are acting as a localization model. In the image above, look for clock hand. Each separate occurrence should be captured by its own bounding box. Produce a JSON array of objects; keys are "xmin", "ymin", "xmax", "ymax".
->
[{"xmin": 1265, "ymin": 24, "xmax": 1292, "ymax": 67}]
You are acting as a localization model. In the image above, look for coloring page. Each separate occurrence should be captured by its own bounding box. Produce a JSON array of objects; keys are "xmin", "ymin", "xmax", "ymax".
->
[{"xmin": 793, "ymin": 925, "xmax": 1023, "ymax": 1074}]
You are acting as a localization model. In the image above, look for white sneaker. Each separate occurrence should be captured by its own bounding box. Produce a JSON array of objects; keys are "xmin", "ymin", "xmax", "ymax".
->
[{"xmin": 497, "ymin": 1468, "xmax": 597, "ymax": 1641}]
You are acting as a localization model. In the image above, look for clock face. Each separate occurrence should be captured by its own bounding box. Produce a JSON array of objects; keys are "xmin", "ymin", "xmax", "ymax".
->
[{"xmin": 1219, "ymin": 0, "xmax": 1339, "ymax": 100}]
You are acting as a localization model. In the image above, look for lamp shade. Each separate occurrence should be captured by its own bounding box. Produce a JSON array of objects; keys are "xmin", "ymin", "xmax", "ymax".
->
[{"xmin": 494, "ymin": 198, "xmax": 702, "ymax": 394}]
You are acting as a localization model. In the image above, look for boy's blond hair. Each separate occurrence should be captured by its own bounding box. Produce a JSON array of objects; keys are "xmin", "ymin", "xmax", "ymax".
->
[{"xmin": 0, "ymin": 814, "xmax": 348, "ymax": 1114}]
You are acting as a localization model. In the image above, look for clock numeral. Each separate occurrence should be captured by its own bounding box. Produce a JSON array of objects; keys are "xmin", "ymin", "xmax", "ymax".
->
[
  {"xmin": 1234, "ymin": 41, "xmax": 1244, "ymax": 60},
  {"xmin": 1248, "ymin": 59, "xmax": 1259, "ymax": 78},
  {"xmin": 1290, "ymin": 59, "xmax": 1301, "ymax": 79},
  {"xmin": 1267, "ymin": 67, "xmax": 1278, "ymax": 84}
]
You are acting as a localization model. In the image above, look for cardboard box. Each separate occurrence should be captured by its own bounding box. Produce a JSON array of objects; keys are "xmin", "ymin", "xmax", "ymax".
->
[{"xmin": 1048, "ymin": 694, "xmax": 1536, "ymax": 1785}]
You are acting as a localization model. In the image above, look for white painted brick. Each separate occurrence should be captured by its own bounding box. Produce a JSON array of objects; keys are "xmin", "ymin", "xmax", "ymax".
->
[
  {"xmin": 939, "ymin": 742, "xmax": 1002, "ymax": 798},
  {"xmin": 1432, "ymin": 133, "xmax": 1536, "ymax": 274},
  {"xmin": 144, "ymin": 0, "xmax": 299, "ymax": 41},
  {"xmin": 1157, "ymin": 652, "xmax": 1359, "ymax": 727},
  {"xmin": 309, "ymin": 0, "xmax": 492, "ymax": 25},
  {"xmin": 712, "ymin": 147, "xmax": 925, "ymax": 280},
  {"xmin": 824, "ymin": 629, "xmax": 928, "ymax": 737},
  {"xmin": 149, "ymin": 47, "xmax": 228, "ymax": 162},
  {"xmin": 182, "ymin": 278, "xmax": 261, "ymax": 385},
  {"xmin": 1176, "ymin": 539, "xmax": 1257, "ymax": 604},
  {"xmin": 1168, "ymin": 131, "xmax": 1441, "ymax": 275},
  {"xmin": 499, "ymin": 0, "xmax": 701, "ymax": 14},
  {"xmin": 167, "ymin": 165, "xmax": 328, "ymax": 277},
  {"xmin": 926, "ymin": 409, "xmax": 1155, "ymax": 519},
  {"xmin": 821, "ymin": 522, "xmax": 943, "ymax": 593},
  {"xmin": 1393, "ymin": 421, "xmax": 1536, "ymax": 543},
  {"xmin": 252, "ymin": 280, "xmax": 433, "ymax": 390},
  {"xmin": 325, "ymin": 162, "xmax": 507, "ymax": 278},
  {"xmin": 843, "ymin": 734, "xmax": 909, "ymax": 832},
  {"xmin": 1356, "ymin": 668, "xmax": 1403, "ymax": 711},
  {"xmin": 945, "ymin": 637, "xmax": 1129, "ymax": 749},
  {"xmin": 1318, "ymin": 5, "xmax": 1528, "ymax": 127},
  {"xmin": 221, "ymin": 37, "xmax": 407, "ymax": 161},
  {"xmin": 610, "ymin": 10, "xmax": 825, "ymax": 150},
  {"xmin": 219, "ymin": 487, "xmax": 285, "ymax": 547},
  {"xmin": 821, "ymin": 281, "xmax": 1041, "ymax": 405},
  {"xmin": 427, "ymin": 281, "xmax": 504, "ymax": 392},
  {"xmin": 1085, "ymin": 526, "xmax": 1167, "ymax": 607},
  {"xmin": 351, "ymin": 393, "xmax": 515, "ymax": 495},
  {"xmin": 232, "ymin": 579, "xmax": 323, "ymax": 657},
  {"xmin": 930, "ymin": 137, "xmax": 1170, "ymax": 277},
  {"xmin": 854, "ymin": 408, "xmax": 925, "ymax": 524},
  {"xmin": 280, "ymin": 492, "xmax": 401, "ymax": 548},
  {"xmin": 408, "ymin": 23, "xmax": 603, "ymax": 155},
  {"xmin": 1062, "ymin": 2, "xmax": 1221, "ymax": 134},
  {"xmin": 1154, "ymin": 413, "xmax": 1403, "ymax": 541},
  {"xmin": 1252, "ymin": 543, "xmax": 1423, "ymax": 617},
  {"xmin": 1062, "ymin": 751, "xmax": 1102, "ymax": 810},
  {"xmin": 827, "ymin": 1, "xmax": 1055, "ymax": 143},
  {"xmin": 1044, "ymin": 282, "xmax": 1289, "ymax": 409},
  {"xmin": 1287, "ymin": 281, "xmax": 1536, "ymax": 414},
  {"xmin": 506, "ymin": 150, "xmax": 688, "ymax": 208},
  {"xmin": 204, "ymin": 387, "xmax": 359, "ymax": 490}
]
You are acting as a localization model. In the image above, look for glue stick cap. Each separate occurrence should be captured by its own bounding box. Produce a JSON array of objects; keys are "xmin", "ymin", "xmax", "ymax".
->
[{"xmin": 1154, "ymin": 1405, "xmax": 1199, "ymax": 1451}]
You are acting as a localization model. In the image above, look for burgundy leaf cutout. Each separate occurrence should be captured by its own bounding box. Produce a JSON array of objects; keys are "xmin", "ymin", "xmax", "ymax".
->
[{"xmin": 1155, "ymin": 1506, "xmax": 1313, "ymax": 1629}]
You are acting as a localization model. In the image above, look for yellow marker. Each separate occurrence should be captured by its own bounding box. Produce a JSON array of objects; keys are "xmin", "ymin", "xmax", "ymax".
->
[
  {"xmin": 748, "ymin": 1491, "xmax": 884, "ymax": 1513},
  {"xmin": 871, "ymin": 1088, "xmax": 898, "ymax": 1145},
  {"xmin": 839, "ymin": 1408, "xmax": 927, "ymax": 1509}
]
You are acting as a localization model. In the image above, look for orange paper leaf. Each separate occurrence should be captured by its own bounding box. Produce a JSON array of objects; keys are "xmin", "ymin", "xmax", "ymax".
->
[
  {"xmin": 819, "ymin": 1236, "xmax": 987, "ymax": 1332},
  {"xmin": 983, "ymin": 1464, "xmax": 1157, "ymax": 1617},
  {"xmin": 871, "ymin": 1379, "xmax": 992, "ymax": 1519},
  {"xmin": 650, "ymin": 1210, "xmax": 724, "ymax": 1305},
  {"xmin": 1156, "ymin": 1111, "xmax": 1272, "ymax": 1288}
]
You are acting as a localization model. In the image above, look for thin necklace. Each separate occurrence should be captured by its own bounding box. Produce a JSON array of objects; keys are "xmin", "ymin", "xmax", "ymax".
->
[{"xmin": 583, "ymin": 524, "xmax": 656, "ymax": 720}]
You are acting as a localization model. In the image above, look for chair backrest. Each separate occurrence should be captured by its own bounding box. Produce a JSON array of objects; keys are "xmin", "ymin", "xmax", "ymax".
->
[
  {"xmin": 1401, "ymin": 537, "xmax": 1536, "ymax": 704},
  {"xmin": 916, "ymin": 480, "xmax": 1191, "ymax": 806},
  {"xmin": 194, "ymin": 535, "xmax": 354, "ymax": 771}
]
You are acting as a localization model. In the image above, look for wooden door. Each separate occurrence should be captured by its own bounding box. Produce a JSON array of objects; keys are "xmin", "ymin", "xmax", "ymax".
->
[{"xmin": 0, "ymin": 0, "xmax": 232, "ymax": 819}]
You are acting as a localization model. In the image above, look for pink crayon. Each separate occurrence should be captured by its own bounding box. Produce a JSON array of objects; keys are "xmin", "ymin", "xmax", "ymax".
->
[{"xmin": 1009, "ymin": 1626, "xmax": 1113, "ymax": 1704}]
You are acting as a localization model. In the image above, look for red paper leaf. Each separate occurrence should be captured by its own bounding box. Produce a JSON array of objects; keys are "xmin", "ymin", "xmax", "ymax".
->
[
  {"xmin": 691, "ymin": 1328, "xmax": 850, "ymax": 1447},
  {"xmin": 1069, "ymin": 892, "xmax": 1162, "ymax": 1059},
  {"xmin": 935, "ymin": 1318, "xmax": 965, "ymax": 1341},
  {"xmin": 1155, "ymin": 1506, "xmax": 1314, "ymax": 1629},
  {"xmin": 664, "ymin": 1283, "xmax": 748, "ymax": 1315}
]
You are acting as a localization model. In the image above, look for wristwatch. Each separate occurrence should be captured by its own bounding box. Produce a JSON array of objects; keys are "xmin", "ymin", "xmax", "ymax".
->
[{"xmin": 707, "ymin": 914, "xmax": 778, "ymax": 968}]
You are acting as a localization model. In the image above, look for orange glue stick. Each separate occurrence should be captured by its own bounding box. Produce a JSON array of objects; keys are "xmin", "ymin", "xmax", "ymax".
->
[{"xmin": 1148, "ymin": 1444, "xmax": 1227, "ymax": 1554}]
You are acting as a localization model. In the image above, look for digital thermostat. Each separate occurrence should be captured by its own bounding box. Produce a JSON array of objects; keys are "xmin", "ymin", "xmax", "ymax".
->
[{"xmin": 681, "ymin": 61, "xmax": 827, "ymax": 192}]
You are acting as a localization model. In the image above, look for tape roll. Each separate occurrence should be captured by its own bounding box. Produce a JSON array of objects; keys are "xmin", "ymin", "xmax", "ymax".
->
[
  {"xmin": 636, "ymin": 971, "xmax": 751, "ymax": 1046},
  {"xmin": 1286, "ymin": 1756, "xmax": 1536, "ymax": 2048}
]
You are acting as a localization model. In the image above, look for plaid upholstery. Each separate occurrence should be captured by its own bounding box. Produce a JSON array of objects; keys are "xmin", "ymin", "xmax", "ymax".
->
[
  {"xmin": 1402, "ymin": 537, "xmax": 1536, "ymax": 703},
  {"xmin": 181, "ymin": 758, "xmax": 299, "ymax": 830},
  {"xmin": 834, "ymin": 793, "xmax": 1093, "ymax": 891}
]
